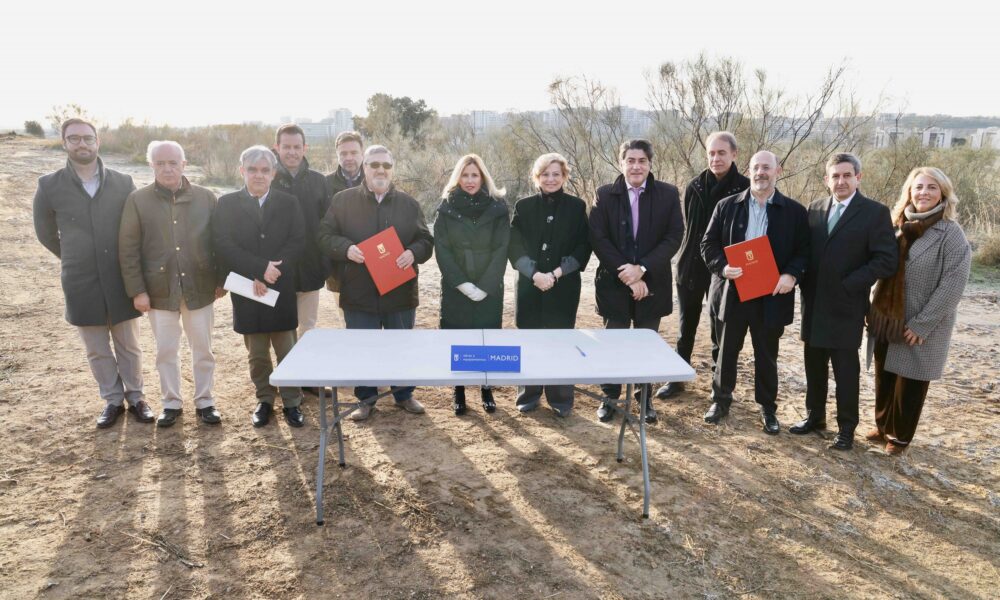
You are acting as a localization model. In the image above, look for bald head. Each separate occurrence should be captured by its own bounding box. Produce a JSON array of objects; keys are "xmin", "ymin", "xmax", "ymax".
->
[{"xmin": 748, "ymin": 151, "xmax": 781, "ymax": 200}]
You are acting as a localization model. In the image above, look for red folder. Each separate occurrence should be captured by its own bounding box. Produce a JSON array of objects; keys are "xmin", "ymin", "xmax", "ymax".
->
[
  {"xmin": 357, "ymin": 226, "xmax": 416, "ymax": 295},
  {"xmin": 723, "ymin": 236, "xmax": 779, "ymax": 302}
]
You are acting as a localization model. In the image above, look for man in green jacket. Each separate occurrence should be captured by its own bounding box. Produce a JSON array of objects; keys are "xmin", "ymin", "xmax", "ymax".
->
[
  {"xmin": 119, "ymin": 141, "xmax": 226, "ymax": 427},
  {"xmin": 33, "ymin": 118, "xmax": 151, "ymax": 429}
]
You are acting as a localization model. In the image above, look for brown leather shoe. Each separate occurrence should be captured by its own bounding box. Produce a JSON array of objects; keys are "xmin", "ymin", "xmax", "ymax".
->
[
  {"xmin": 96, "ymin": 404, "xmax": 125, "ymax": 429},
  {"xmin": 127, "ymin": 399, "xmax": 155, "ymax": 423},
  {"xmin": 865, "ymin": 428, "xmax": 886, "ymax": 443},
  {"xmin": 885, "ymin": 440, "xmax": 908, "ymax": 456}
]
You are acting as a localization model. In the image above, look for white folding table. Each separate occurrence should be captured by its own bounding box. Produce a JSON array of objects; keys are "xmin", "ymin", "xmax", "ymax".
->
[{"xmin": 270, "ymin": 328, "xmax": 695, "ymax": 524}]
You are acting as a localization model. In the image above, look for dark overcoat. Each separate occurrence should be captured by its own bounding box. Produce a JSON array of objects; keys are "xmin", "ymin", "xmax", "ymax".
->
[
  {"xmin": 212, "ymin": 188, "xmax": 305, "ymax": 334},
  {"xmin": 800, "ymin": 192, "xmax": 898, "ymax": 349},
  {"xmin": 317, "ymin": 184, "xmax": 433, "ymax": 314},
  {"xmin": 508, "ymin": 190, "xmax": 591, "ymax": 329},
  {"xmin": 271, "ymin": 156, "xmax": 332, "ymax": 292},
  {"xmin": 701, "ymin": 189, "xmax": 809, "ymax": 328},
  {"xmin": 675, "ymin": 165, "xmax": 750, "ymax": 291},
  {"xmin": 589, "ymin": 173, "xmax": 683, "ymax": 322},
  {"xmin": 433, "ymin": 191, "xmax": 510, "ymax": 329},
  {"xmin": 33, "ymin": 158, "xmax": 140, "ymax": 326}
]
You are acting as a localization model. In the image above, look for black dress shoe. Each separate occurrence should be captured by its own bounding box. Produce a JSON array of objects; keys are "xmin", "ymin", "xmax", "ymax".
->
[
  {"xmin": 760, "ymin": 410, "xmax": 780, "ymax": 435},
  {"xmin": 127, "ymin": 399, "xmax": 155, "ymax": 423},
  {"xmin": 157, "ymin": 408, "xmax": 182, "ymax": 428},
  {"xmin": 453, "ymin": 387, "xmax": 467, "ymax": 416},
  {"xmin": 196, "ymin": 406, "xmax": 222, "ymax": 425},
  {"xmin": 252, "ymin": 402, "xmax": 273, "ymax": 428},
  {"xmin": 655, "ymin": 381, "xmax": 685, "ymax": 399},
  {"xmin": 481, "ymin": 387, "xmax": 496, "ymax": 413},
  {"xmin": 703, "ymin": 402, "xmax": 728, "ymax": 424},
  {"xmin": 830, "ymin": 432, "xmax": 854, "ymax": 451},
  {"xmin": 597, "ymin": 401, "xmax": 616, "ymax": 423},
  {"xmin": 282, "ymin": 406, "xmax": 305, "ymax": 428},
  {"xmin": 788, "ymin": 417, "xmax": 827, "ymax": 435},
  {"xmin": 644, "ymin": 398, "xmax": 658, "ymax": 424},
  {"xmin": 96, "ymin": 404, "xmax": 125, "ymax": 429}
]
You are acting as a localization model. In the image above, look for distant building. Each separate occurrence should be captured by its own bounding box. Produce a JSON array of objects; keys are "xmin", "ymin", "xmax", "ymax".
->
[
  {"xmin": 278, "ymin": 109, "xmax": 355, "ymax": 143},
  {"xmin": 970, "ymin": 127, "xmax": 1000, "ymax": 149},
  {"xmin": 922, "ymin": 127, "xmax": 953, "ymax": 149},
  {"xmin": 471, "ymin": 110, "xmax": 509, "ymax": 133}
]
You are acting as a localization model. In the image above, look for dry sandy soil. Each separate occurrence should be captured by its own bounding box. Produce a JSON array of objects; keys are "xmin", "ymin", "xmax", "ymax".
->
[{"xmin": 1, "ymin": 136, "xmax": 998, "ymax": 599}]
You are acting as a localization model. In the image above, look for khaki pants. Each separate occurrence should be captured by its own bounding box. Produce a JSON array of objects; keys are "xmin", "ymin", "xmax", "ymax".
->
[
  {"xmin": 243, "ymin": 330, "xmax": 302, "ymax": 407},
  {"xmin": 148, "ymin": 301, "xmax": 216, "ymax": 410},
  {"xmin": 77, "ymin": 319, "xmax": 144, "ymax": 407},
  {"xmin": 296, "ymin": 289, "xmax": 321, "ymax": 339}
]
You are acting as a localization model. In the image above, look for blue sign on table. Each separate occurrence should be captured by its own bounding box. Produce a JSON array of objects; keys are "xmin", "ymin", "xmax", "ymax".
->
[{"xmin": 451, "ymin": 345, "xmax": 521, "ymax": 372}]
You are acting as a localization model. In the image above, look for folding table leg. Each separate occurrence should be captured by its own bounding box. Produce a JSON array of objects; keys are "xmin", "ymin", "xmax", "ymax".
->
[
  {"xmin": 316, "ymin": 386, "xmax": 329, "ymax": 526},
  {"xmin": 639, "ymin": 384, "xmax": 651, "ymax": 519},
  {"xmin": 617, "ymin": 383, "xmax": 632, "ymax": 462},
  {"xmin": 331, "ymin": 387, "xmax": 346, "ymax": 467}
]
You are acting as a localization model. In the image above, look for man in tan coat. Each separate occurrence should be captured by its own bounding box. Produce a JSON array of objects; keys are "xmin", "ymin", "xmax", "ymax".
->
[{"xmin": 119, "ymin": 140, "xmax": 226, "ymax": 427}]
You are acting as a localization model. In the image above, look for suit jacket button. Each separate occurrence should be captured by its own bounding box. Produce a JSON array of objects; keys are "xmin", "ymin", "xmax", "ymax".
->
[{"xmin": 260, "ymin": 234, "xmax": 265, "ymax": 239}]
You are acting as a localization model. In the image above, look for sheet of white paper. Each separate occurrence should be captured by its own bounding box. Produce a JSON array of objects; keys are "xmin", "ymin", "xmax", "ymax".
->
[{"xmin": 224, "ymin": 272, "xmax": 279, "ymax": 307}]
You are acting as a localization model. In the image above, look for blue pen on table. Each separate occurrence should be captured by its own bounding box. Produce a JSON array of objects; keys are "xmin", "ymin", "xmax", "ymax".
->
[{"xmin": 575, "ymin": 345, "xmax": 586, "ymax": 357}]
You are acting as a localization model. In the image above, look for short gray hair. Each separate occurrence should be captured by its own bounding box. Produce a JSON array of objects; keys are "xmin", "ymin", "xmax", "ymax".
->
[
  {"xmin": 146, "ymin": 140, "xmax": 185, "ymax": 164},
  {"xmin": 240, "ymin": 144, "xmax": 277, "ymax": 169},
  {"xmin": 364, "ymin": 144, "xmax": 393, "ymax": 163},
  {"xmin": 826, "ymin": 152, "xmax": 862, "ymax": 175},
  {"xmin": 706, "ymin": 131, "xmax": 738, "ymax": 153}
]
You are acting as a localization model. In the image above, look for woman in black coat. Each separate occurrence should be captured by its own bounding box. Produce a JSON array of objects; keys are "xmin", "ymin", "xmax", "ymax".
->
[
  {"xmin": 434, "ymin": 154, "xmax": 510, "ymax": 415},
  {"xmin": 508, "ymin": 153, "xmax": 591, "ymax": 416}
]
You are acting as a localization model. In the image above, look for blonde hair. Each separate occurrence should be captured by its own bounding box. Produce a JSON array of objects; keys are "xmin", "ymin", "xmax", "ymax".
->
[
  {"xmin": 442, "ymin": 154, "xmax": 505, "ymax": 198},
  {"xmin": 891, "ymin": 166, "xmax": 959, "ymax": 224},
  {"xmin": 530, "ymin": 153, "xmax": 571, "ymax": 189}
]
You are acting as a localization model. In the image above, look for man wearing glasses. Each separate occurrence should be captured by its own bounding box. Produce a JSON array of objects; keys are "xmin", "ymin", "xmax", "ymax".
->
[
  {"xmin": 318, "ymin": 145, "xmax": 434, "ymax": 421},
  {"xmin": 33, "ymin": 118, "xmax": 152, "ymax": 428}
]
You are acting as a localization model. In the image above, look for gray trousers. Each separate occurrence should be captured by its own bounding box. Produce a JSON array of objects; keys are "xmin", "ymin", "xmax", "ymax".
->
[
  {"xmin": 76, "ymin": 319, "xmax": 144, "ymax": 407},
  {"xmin": 243, "ymin": 330, "xmax": 302, "ymax": 407},
  {"xmin": 516, "ymin": 385, "xmax": 574, "ymax": 411}
]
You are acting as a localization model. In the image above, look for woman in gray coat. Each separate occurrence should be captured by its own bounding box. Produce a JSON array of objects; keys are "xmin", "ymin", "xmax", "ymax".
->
[{"xmin": 867, "ymin": 167, "xmax": 971, "ymax": 455}]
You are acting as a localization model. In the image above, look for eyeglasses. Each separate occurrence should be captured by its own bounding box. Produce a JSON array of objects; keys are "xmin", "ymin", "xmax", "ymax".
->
[
  {"xmin": 65, "ymin": 135, "xmax": 97, "ymax": 145},
  {"xmin": 365, "ymin": 161, "xmax": 393, "ymax": 170}
]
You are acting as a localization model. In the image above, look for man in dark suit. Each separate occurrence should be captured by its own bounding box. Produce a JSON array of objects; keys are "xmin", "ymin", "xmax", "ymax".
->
[
  {"xmin": 791, "ymin": 153, "xmax": 897, "ymax": 449},
  {"xmin": 656, "ymin": 131, "xmax": 749, "ymax": 400},
  {"xmin": 700, "ymin": 151, "xmax": 809, "ymax": 434},
  {"xmin": 589, "ymin": 139, "xmax": 683, "ymax": 424},
  {"xmin": 213, "ymin": 145, "xmax": 305, "ymax": 428}
]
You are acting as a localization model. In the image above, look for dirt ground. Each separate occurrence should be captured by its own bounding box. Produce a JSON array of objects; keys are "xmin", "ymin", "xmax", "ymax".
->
[{"xmin": 1, "ymin": 135, "xmax": 998, "ymax": 599}]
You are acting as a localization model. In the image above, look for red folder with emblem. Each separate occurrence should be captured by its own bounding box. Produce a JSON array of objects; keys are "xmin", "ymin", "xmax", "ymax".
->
[
  {"xmin": 723, "ymin": 236, "xmax": 779, "ymax": 302},
  {"xmin": 357, "ymin": 226, "xmax": 416, "ymax": 295}
]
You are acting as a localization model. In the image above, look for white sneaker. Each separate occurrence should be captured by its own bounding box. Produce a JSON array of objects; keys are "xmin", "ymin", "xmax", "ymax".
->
[
  {"xmin": 395, "ymin": 397, "xmax": 425, "ymax": 414},
  {"xmin": 351, "ymin": 402, "xmax": 374, "ymax": 421}
]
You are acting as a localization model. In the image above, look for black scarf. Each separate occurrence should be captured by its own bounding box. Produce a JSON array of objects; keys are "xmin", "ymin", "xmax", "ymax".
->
[
  {"xmin": 690, "ymin": 163, "xmax": 741, "ymax": 239},
  {"xmin": 448, "ymin": 187, "xmax": 492, "ymax": 221}
]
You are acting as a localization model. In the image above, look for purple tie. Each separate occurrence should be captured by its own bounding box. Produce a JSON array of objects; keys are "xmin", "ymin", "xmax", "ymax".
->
[{"xmin": 630, "ymin": 187, "xmax": 641, "ymax": 239}]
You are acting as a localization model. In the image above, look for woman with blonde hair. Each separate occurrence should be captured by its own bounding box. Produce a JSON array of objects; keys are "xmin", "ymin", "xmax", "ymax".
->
[
  {"xmin": 507, "ymin": 153, "xmax": 591, "ymax": 416},
  {"xmin": 866, "ymin": 166, "xmax": 971, "ymax": 455},
  {"xmin": 434, "ymin": 154, "xmax": 510, "ymax": 415}
]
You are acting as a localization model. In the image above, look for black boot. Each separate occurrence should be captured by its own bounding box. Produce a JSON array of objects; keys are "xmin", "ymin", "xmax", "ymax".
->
[
  {"xmin": 481, "ymin": 387, "xmax": 496, "ymax": 413},
  {"xmin": 453, "ymin": 386, "xmax": 467, "ymax": 416}
]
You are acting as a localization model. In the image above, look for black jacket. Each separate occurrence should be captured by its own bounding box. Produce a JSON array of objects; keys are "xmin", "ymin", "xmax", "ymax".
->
[
  {"xmin": 433, "ymin": 190, "xmax": 510, "ymax": 329},
  {"xmin": 33, "ymin": 158, "xmax": 139, "ymax": 326},
  {"xmin": 509, "ymin": 190, "xmax": 591, "ymax": 329},
  {"xmin": 589, "ymin": 173, "xmax": 683, "ymax": 322},
  {"xmin": 212, "ymin": 188, "xmax": 305, "ymax": 334},
  {"xmin": 323, "ymin": 167, "xmax": 365, "ymax": 292},
  {"xmin": 271, "ymin": 156, "xmax": 332, "ymax": 292},
  {"xmin": 676, "ymin": 164, "xmax": 750, "ymax": 291},
  {"xmin": 800, "ymin": 192, "xmax": 898, "ymax": 348},
  {"xmin": 701, "ymin": 189, "xmax": 809, "ymax": 328},
  {"xmin": 317, "ymin": 184, "xmax": 433, "ymax": 313}
]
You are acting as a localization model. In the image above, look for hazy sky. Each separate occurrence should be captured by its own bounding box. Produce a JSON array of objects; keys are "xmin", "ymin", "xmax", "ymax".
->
[{"xmin": 2, "ymin": 0, "xmax": 994, "ymax": 129}]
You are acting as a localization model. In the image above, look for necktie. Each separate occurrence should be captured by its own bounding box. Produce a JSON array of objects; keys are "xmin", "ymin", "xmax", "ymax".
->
[
  {"xmin": 630, "ymin": 187, "xmax": 641, "ymax": 239},
  {"xmin": 828, "ymin": 202, "xmax": 844, "ymax": 234}
]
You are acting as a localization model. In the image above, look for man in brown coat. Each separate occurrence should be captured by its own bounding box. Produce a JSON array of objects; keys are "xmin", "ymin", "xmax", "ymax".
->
[{"xmin": 119, "ymin": 141, "xmax": 226, "ymax": 427}]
